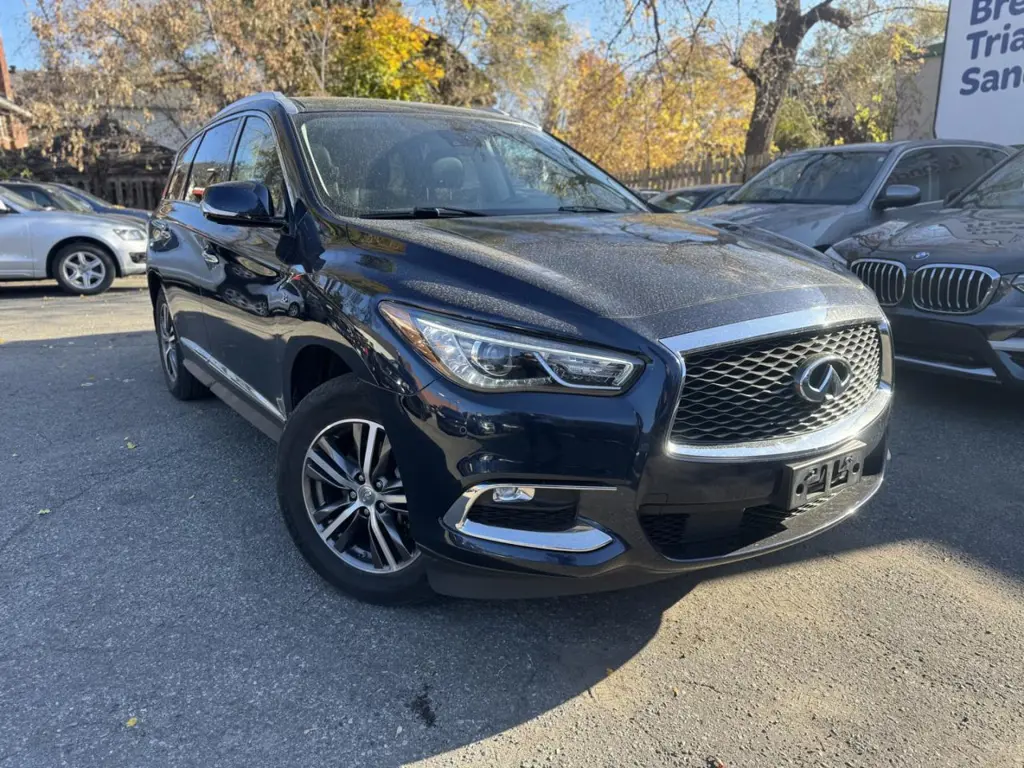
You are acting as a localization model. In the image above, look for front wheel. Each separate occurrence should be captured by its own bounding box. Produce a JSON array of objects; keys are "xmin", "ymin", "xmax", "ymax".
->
[
  {"xmin": 276, "ymin": 375, "xmax": 431, "ymax": 605},
  {"xmin": 54, "ymin": 244, "xmax": 115, "ymax": 295}
]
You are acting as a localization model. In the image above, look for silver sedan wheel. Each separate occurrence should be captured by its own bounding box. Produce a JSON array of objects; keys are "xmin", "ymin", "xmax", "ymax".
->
[
  {"xmin": 158, "ymin": 302, "xmax": 178, "ymax": 381},
  {"xmin": 301, "ymin": 419, "xmax": 418, "ymax": 573},
  {"xmin": 61, "ymin": 251, "xmax": 107, "ymax": 290}
]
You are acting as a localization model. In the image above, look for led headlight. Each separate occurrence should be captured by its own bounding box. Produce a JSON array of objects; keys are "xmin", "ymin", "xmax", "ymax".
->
[
  {"xmin": 380, "ymin": 302, "xmax": 642, "ymax": 393},
  {"xmin": 114, "ymin": 227, "xmax": 146, "ymax": 241}
]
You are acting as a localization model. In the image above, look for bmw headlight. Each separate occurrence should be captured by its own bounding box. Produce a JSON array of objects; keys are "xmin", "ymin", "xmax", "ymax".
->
[
  {"xmin": 380, "ymin": 302, "xmax": 642, "ymax": 393},
  {"xmin": 114, "ymin": 227, "xmax": 146, "ymax": 241},
  {"xmin": 1012, "ymin": 275, "xmax": 1024, "ymax": 294},
  {"xmin": 823, "ymin": 246, "xmax": 847, "ymax": 267}
]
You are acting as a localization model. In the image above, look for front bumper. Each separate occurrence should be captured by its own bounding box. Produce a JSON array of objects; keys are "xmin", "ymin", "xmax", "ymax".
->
[
  {"xmin": 377, "ymin": 309, "xmax": 893, "ymax": 598},
  {"xmin": 885, "ymin": 296, "xmax": 1024, "ymax": 386},
  {"xmin": 112, "ymin": 242, "xmax": 147, "ymax": 276}
]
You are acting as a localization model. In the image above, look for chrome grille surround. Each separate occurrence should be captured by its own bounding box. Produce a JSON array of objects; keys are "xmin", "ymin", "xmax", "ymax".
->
[
  {"xmin": 660, "ymin": 308, "xmax": 893, "ymax": 462},
  {"xmin": 671, "ymin": 325, "xmax": 881, "ymax": 445},
  {"xmin": 850, "ymin": 259, "xmax": 906, "ymax": 306},
  {"xmin": 911, "ymin": 264, "xmax": 1000, "ymax": 314}
]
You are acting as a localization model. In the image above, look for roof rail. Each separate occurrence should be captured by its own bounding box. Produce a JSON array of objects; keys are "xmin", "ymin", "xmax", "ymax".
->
[{"xmin": 213, "ymin": 91, "xmax": 297, "ymax": 119}]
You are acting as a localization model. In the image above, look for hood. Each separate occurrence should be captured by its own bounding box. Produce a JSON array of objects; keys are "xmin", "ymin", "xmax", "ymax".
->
[
  {"xmin": 700, "ymin": 202, "xmax": 852, "ymax": 248},
  {"xmin": 96, "ymin": 211, "xmax": 149, "ymax": 228},
  {"xmin": 350, "ymin": 211, "xmax": 873, "ymax": 341},
  {"xmin": 849, "ymin": 208, "xmax": 1024, "ymax": 267}
]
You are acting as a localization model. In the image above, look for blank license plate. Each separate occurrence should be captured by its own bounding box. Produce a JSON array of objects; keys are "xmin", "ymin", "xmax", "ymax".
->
[{"xmin": 784, "ymin": 442, "xmax": 866, "ymax": 510}]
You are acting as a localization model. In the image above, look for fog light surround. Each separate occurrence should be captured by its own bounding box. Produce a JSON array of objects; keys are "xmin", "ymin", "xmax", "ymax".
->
[{"xmin": 491, "ymin": 486, "xmax": 536, "ymax": 503}]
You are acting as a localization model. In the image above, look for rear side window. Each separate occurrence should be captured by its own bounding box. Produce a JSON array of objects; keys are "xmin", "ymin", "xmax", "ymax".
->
[
  {"xmin": 186, "ymin": 118, "xmax": 241, "ymax": 201},
  {"xmin": 932, "ymin": 147, "xmax": 1008, "ymax": 199},
  {"xmin": 166, "ymin": 137, "xmax": 200, "ymax": 201},
  {"xmin": 230, "ymin": 116, "xmax": 287, "ymax": 215},
  {"xmin": 11, "ymin": 186, "xmax": 53, "ymax": 207}
]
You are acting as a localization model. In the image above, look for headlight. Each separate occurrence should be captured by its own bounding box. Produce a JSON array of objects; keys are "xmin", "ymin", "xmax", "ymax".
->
[
  {"xmin": 380, "ymin": 302, "xmax": 642, "ymax": 393},
  {"xmin": 1012, "ymin": 275, "xmax": 1024, "ymax": 294},
  {"xmin": 113, "ymin": 227, "xmax": 145, "ymax": 241}
]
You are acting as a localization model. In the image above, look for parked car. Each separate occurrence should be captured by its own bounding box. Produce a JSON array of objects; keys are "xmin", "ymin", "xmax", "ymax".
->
[
  {"xmin": 704, "ymin": 140, "xmax": 1011, "ymax": 249},
  {"xmin": 0, "ymin": 187, "xmax": 148, "ymax": 294},
  {"xmin": 0, "ymin": 180, "xmax": 150, "ymax": 221},
  {"xmin": 149, "ymin": 93, "xmax": 893, "ymax": 604},
  {"xmin": 649, "ymin": 183, "xmax": 739, "ymax": 212},
  {"xmin": 832, "ymin": 148, "xmax": 1024, "ymax": 386}
]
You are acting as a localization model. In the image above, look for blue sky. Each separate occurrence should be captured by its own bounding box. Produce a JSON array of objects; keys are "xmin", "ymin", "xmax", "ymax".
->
[{"xmin": 2, "ymin": 3, "xmax": 37, "ymax": 69}]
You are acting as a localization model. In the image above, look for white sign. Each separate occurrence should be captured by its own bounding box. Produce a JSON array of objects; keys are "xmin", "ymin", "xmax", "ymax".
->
[{"xmin": 935, "ymin": 0, "xmax": 1024, "ymax": 144}]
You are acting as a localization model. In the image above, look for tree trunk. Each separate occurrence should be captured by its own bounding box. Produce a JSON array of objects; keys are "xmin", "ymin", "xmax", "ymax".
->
[{"xmin": 743, "ymin": 50, "xmax": 797, "ymax": 157}]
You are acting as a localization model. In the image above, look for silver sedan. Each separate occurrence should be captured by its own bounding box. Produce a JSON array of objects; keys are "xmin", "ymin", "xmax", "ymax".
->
[{"xmin": 0, "ymin": 187, "xmax": 148, "ymax": 295}]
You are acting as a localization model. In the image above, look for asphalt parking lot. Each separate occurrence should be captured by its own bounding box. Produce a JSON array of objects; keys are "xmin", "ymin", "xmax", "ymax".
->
[{"xmin": 2, "ymin": 276, "xmax": 1023, "ymax": 767}]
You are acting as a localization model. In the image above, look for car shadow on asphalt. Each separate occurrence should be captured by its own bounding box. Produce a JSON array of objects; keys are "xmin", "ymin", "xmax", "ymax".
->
[
  {"xmin": 3, "ymin": 331, "xmax": 1023, "ymax": 765},
  {"xmin": 0, "ymin": 279, "xmax": 146, "ymax": 299}
]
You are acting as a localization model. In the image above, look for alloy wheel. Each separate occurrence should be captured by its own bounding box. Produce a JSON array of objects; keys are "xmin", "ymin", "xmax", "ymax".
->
[
  {"xmin": 301, "ymin": 419, "xmax": 418, "ymax": 573},
  {"xmin": 158, "ymin": 302, "xmax": 179, "ymax": 381},
  {"xmin": 62, "ymin": 251, "xmax": 107, "ymax": 291}
]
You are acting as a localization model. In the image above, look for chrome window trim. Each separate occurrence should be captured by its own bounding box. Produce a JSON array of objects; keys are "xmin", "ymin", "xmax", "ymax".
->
[
  {"xmin": 910, "ymin": 263, "xmax": 1001, "ymax": 314},
  {"xmin": 180, "ymin": 337, "xmax": 285, "ymax": 422},
  {"xmin": 660, "ymin": 309, "xmax": 892, "ymax": 462},
  {"xmin": 442, "ymin": 483, "xmax": 616, "ymax": 553}
]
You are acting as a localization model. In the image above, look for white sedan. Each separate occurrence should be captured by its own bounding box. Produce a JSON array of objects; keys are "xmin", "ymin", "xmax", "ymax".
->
[{"xmin": 0, "ymin": 187, "xmax": 148, "ymax": 295}]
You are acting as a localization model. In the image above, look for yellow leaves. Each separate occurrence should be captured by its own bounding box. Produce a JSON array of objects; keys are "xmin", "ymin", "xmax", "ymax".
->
[
  {"xmin": 38, "ymin": 509, "xmax": 52, "ymax": 516},
  {"xmin": 552, "ymin": 40, "xmax": 753, "ymax": 176},
  {"xmin": 125, "ymin": 716, "xmax": 138, "ymax": 727}
]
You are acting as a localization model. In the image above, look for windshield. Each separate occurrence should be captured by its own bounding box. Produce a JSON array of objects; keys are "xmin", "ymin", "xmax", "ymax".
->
[
  {"xmin": 732, "ymin": 150, "xmax": 889, "ymax": 205},
  {"xmin": 956, "ymin": 150, "xmax": 1024, "ymax": 209},
  {"xmin": 46, "ymin": 186, "xmax": 94, "ymax": 213},
  {"xmin": 0, "ymin": 188, "xmax": 43, "ymax": 211},
  {"xmin": 296, "ymin": 112, "xmax": 644, "ymax": 217}
]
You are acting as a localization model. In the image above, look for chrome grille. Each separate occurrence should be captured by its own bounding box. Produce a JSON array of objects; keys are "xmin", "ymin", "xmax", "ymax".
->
[
  {"xmin": 672, "ymin": 324, "xmax": 882, "ymax": 445},
  {"xmin": 911, "ymin": 264, "xmax": 999, "ymax": 314},
  {"xmin": 851, "ymin": 259, "xmax": 906, "ymax": 306}
]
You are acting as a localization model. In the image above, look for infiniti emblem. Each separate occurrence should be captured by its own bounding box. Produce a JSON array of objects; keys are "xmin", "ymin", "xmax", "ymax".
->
[
  {"xmin": 913, "ymin": 251, "xmax": 930, "ymax": 260},
  {"xmin": 794, "ymin": 355, "xmax": 853, "ymax": 403}
]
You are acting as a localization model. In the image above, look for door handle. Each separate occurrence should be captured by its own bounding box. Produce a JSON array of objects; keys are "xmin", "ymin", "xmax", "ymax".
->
[{"xmin": 202, "ymin": 245, "xmax": 220, "ymax": 266}]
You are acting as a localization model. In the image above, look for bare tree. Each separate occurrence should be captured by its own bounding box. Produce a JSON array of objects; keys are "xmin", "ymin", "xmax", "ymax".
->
[{"xmin": 730, "ymin": 0, "xmax": 853, "ymax": 156}]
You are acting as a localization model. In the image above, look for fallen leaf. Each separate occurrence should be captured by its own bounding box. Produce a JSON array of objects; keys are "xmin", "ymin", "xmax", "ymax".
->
[
  {"xmin": 38, "ymin": 508, "xmax": 51, "ymax": 516},
  {"xmin": 672, "ymin": 687, "xmax": 679, "ymax": 697},
  {"xmin": 125, "ymin": 716, "xmax": 138, "ymax": 727},
  {"xmin": 605, "ymin": 668, "xmax": 614, "ymax": 676},
  {"xmin": 125, "ymin": 441, "xmax": 137, "ymax": 450}
]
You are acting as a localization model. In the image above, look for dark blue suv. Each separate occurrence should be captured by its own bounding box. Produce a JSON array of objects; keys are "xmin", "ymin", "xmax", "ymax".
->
[{"xmin": 147, "ymin": 93, "xmax": 893, "ymax": 604}]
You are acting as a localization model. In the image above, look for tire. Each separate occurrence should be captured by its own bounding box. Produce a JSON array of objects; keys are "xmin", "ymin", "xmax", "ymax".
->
[
  {"xmin": 54, "ymin": 243, "xmax": 116, "ymax": 295},
  {"xmin": 154, "ymin": 289, "xmax": 209, "ymax": 401},
  {"xmin": 277, "ymin": 375, "xmax": 433, "ymax": 605}
]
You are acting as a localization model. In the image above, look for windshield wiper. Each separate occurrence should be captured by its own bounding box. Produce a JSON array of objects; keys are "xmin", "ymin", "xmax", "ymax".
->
[
  {"xmin": 556, "ymin": 205, "xmax": 619, "ymax": 213},
  {"xmin": 361, "ymin": 206, "xmax": 484, "ymax": 219}
]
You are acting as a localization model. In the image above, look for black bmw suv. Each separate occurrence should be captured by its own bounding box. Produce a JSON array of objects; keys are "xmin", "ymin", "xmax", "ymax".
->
[
  {"xmin": 148, "ymin": 93, "xmax": 893, "ymax": 604},
  {"xmin": 833, "ymin": 148, "xmax": 1024, "ymax": 386}
]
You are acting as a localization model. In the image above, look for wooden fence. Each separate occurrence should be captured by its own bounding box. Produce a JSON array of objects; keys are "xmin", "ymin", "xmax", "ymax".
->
[
  {"xmin": 63, "ymin": 174, "xmax": 166, "ymax": 211},
  {"xmin": 618, "ymin": 152, "xmax": 773, "ymax": 191}
]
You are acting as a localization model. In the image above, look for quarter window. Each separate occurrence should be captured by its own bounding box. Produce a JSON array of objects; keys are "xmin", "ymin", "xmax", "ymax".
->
[
  {"xmin": 166, "ymin": 136, "xmax": 200, "ymax": 201},
  {"xmin": 230, "ymin": 116, "xmax": 287, "ymax": 215},
  {"xmin": 186, "ymin": 118, "xmax": 241, "ymax": 202}
]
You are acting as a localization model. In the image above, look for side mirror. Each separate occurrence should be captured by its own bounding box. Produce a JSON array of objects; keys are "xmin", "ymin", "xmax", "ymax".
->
[
  {"xmin": 874, "ymin": 184, "xmax": 922, "ymax": 210},
  {"xmin": 200, "ymin": 180, "xmax": 282, "ymax": 226},
  {"xmin": 944, "ymin": 187, "xmax": 962, "ymax": 206}
]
